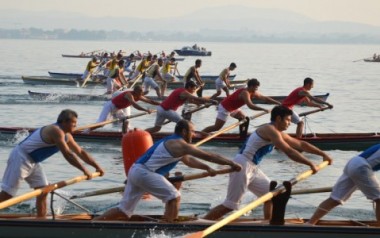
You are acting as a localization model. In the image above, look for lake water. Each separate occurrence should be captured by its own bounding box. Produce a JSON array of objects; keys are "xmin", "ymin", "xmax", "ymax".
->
[{"xmin": 0, "ymin": 39, "xmax": 380, "ymax": 228}]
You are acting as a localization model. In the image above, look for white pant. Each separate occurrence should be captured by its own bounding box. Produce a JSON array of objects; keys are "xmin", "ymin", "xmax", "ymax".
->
[
  {"xmin": 143, "ymin": 76, "xmax": 159, "ymax": 93},
  {"xmin": 162, "ymin": 72, "xmax": 178, "ymax": 82},
  {"xmin": 215, "ymin": 77, "xmax": 227, "ymax": 91},
  {"xmin": 223, "ymin": 154, "xmax": 270, "ymax": 210},
  {"xmin": 1, "ymin": 145, "xmax": 48, "ymax": 196},
  {"xmin": 216, "ymin": 104, "xmax": 241, "ymax": 122},
  {"xmin": 118, "ymin": 164, "xmax": 180, "ymax": 217},
  {"xmin": 96, "ymin": 101, "xmax": 131, "ymax": 123},
  {"xmin": 331, "ymin": 156, "xmax": 380, "ymax": 203},
  {"xmin": 154, "ymin": 105, "xmax": 182, "ymax": 126}
]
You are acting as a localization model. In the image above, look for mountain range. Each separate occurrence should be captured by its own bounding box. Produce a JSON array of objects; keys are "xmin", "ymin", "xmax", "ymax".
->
[{"xmin": 1, "ymin": 5, "xmax": 380, "ymax": 42}]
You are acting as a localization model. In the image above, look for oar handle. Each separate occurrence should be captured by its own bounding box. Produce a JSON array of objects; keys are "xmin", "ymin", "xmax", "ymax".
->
[
  {"xmin": 299, "ymin": 107, "xmax": 330, "ymax": 117},
  {"xmin": 194, "ymin": 111, "xmax": 268, "ymax": 147},
  {"xmin": 0, "ymin": 172, "xmax": 100, "ymax": 210},
  {"xmin": 71, "ymin": 186, "xmax": 125, "ymax": 199},
  {"xmin": 168, "ymin": 168, "xmax": 234, "ymax": 183},
  {"xmin": 71, "ymin": 168, "xmax": 234, "ymax": 199},
  {"xmin": 183, "ymin": 103, "xmax": 213, "ymax": 116},
  {"xmin": 128, "ymin": 73, "xmax": 143, "ymax": 89},
  {"xmin": 74, "ymin": 111, "xmax": 154, "ymax": 131},
  {"xmin": 291, "ymin": 186, "xmax": 332, "ymax": 195}
]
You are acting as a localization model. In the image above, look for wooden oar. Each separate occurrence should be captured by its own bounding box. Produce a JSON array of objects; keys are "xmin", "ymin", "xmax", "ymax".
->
[
  {"xmin": 299, "ymin": 106, "xmax": 331, "ymax": 117},
  {"xmin": 194, "ymin": 111, "xmax": 268, "ymax": 146},
  {"xmin": 291, "ymin": 186, "xmax": 332, "ymax": 195},
  {"xmin": 0, "ymin": 172, "xmax": 100, "ymax": 210},
  {"xmin": 184, "ymin": 161, "xmax": 329, "ymax": 238},
  {"xmin": 81, "ymin": 70, "xmax": 95, "ymax": 88},
  {"xmin": 128, "ymin": 73, "xmax": 143, "ymax": 89},
  {"xmin": 70, "ymin": 168, "xmax": 234, "ymax": 199},
  {"xmin": 74, "ymin": 111, "xmax": 154, "ymax": 131},
  {"xmin": 182, "ymin": 103, "xmax": 213, "ymax": 120},
  {"xmin": 254, "ymin": 107, "xmax": 330, "ymax": 129}
]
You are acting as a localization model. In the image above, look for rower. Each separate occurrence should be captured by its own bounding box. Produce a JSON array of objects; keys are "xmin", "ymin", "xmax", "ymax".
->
[{"xmin": 201, "ymin": 78, "xmax": 280, "ymax": 134}]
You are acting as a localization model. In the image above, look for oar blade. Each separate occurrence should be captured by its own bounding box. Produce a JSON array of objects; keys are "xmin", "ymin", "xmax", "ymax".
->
[{"xmin": 183, "ymin": 231, "xmax": 204, "ymax": 238}]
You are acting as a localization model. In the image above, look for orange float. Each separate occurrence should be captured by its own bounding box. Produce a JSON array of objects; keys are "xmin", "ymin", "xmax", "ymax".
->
[{"xmin": 121, "ymin": 128, "xmax": 153, "ymax": 176}]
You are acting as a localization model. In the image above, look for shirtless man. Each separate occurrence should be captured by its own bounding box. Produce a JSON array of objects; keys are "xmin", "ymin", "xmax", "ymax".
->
[
  {"xmin": 211, "ymin": 63, "xmax": 237, "ymax": 99},
  {"xmin": 183, "ymin": 59, "xmax": 204, "ymax": 97},
  {"xmin": 143, "ymin": 58, "xmax": 166, "ymax": 98}
]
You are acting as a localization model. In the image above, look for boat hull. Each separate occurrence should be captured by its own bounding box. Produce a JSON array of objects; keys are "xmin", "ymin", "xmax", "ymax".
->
[
  {"xmin": 27, "ymin": 90, "xmax": 328, "ymax": 104},
  {"xmin": 174, "ymin": 49, "xmax": 211, "ymax": 56},
  {"xmin": 22, "ymin": 76, "xmax": 247, "ymax": 90},
  {"xmin": 48, "ymin": 71, "xmax": 236, "ymax": 81},
  {"xmin": 1, "ymin": 127, "xmax": 378, "ymax": 151},
  {"xmin": 364, "ymin": 59, "xmax": 380, "ymax": 62},
  {"xmin": 0, "ymin": 215, "xmax": 379, "ymax": 238}
]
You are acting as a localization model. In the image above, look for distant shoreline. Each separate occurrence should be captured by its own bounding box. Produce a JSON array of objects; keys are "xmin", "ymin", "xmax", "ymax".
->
[{"xmin": 1, "ymin": 28, "xmax": 380, "ymax": 45}]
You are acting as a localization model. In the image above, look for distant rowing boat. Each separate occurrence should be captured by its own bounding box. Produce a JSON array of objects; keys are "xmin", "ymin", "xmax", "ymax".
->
[
  {"xmin": 22, "ymin": 76, "xmax": 248, "ymax": 90},
  {"xmin": 363, "ymin": 58, "xmax": 380, "ymax": 62},
  {"xmin": 27, "ymin": 90, "xmax": 329, "ymax": 104},
  {"xmin": 61, "ymin": 54, "xmax": 185, "ymax": 61},
  {"xmin": 48, "ymin": 71, "xmax": 236, "ymax": 81},
  {"xmin": 1, "ymin": 126, "xmax": 378, "ymax": 151}
]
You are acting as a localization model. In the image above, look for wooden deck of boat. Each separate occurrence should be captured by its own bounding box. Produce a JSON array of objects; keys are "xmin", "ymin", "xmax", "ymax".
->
[{"xmin": 0, "ymin": 213, "xmax": 379, "ymax": 238}]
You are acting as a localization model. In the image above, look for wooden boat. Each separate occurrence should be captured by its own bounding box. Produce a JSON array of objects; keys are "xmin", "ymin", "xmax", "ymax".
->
[
  {"xmin": 21, "ymin": 76, "xmax": 105, "ymax": 87},
  {"xmin": 27, "ymin": 90, "xmax": 329, "ymax": 104},
  {"xmin": 1, "ymin": 126, "xmax": 378, "ymax": 151},
  {"xmin": 61, "ymin": 54, "xmax": 185, "ymax": 61},
  {"xmin": 363, "ymin": 58, "xmax": 380, "ymax": 62},
  {"xmin": 22, "ymin": 76, "xmax": 248, "ymax": 90},
  {"xmin": 174, "ymin": 46, "xmax": 212, "ymax": 56},
  {"xmin": 0, "ymin": 213, "xmax": 379, "ymax": 238},
  {"xmin": 48, "ymin": 71, "xmax": 236, "ymax": 81}
]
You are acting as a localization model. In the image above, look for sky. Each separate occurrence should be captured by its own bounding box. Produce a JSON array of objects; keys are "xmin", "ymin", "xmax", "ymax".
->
[{"xmin": 1, "ymin": 0, "xmax": 380, "ymax": 26}]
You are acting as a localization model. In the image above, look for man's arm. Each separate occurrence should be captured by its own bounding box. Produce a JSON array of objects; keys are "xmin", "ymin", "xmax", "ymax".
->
[
  {"xmin": 49, "ymin": 128, "xmax": 94, "ymax": 178},
  {"xmin": 124, "ymin": 93, "xmax": 154, "ymax": 113},
  {"xmin": 181, "ymin": 155, "xmax": 215, "ymax": 174},
  {"xmin": 166, "ymin": 140, "xmax": 241, "ymax": 171},
  {"xmin": 241, "ymin": 91, "xmax": 270, "ymax": 112},
  {"xmin": 221, "ymin": 70, "xmax": 231, "ymax": 88},
  {"xmin": 255, "ymin": 92, "xmax": 281, "ymax": 105},
  {"xmin": 263, "ymin": 127, "xmax": 319, "ymax": 173},
  {"xmin": 140, "ymin": 95, "xmax": 161, "ymax": 105},
  {"xmin": 299, "ymin": 90, "xmax": 333, "ymax": 108},
  {"xmin": 282, "ymin": 133, "xmax": 333, "ymax": 165},
  {"xmin": 67, "ymin": 135, "xmax": 105, "ymax": 176},
  {"xmin": 180, "ymin": 91, "xmax": 218, "ymax": 105},
  {"xmin": 194, "ymin": 69, "xmax": 204, "ymax": 86}
]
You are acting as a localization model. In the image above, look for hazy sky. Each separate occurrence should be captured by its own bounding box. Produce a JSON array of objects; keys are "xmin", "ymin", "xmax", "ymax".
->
[{"xmin": 2, "ymin": 0, "xmax": 380, "ymax": 26}]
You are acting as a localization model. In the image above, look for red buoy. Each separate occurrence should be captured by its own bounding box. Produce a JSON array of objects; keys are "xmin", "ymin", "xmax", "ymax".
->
[{"xmin": 122, "ymin": 128, "xmax": 153, "ymax": 176}]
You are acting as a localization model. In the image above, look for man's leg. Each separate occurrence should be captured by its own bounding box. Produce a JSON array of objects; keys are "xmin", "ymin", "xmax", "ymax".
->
[
  {"xmin": 203, "ymin": 204, "xmax": 233, "ymax": 220},
  {"xmin": 307, "ymin": 198, "xmax": 340, "ymax": 225},
  {"xmin": 36, "ymin": 192, "xmax": 48, "ymax": 218},
  {"xmin": 164, "ymin": 197, "xmax": 181, "ymax": 222}
]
